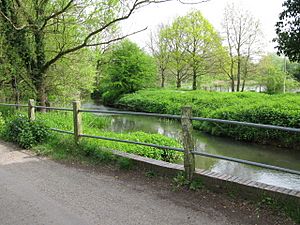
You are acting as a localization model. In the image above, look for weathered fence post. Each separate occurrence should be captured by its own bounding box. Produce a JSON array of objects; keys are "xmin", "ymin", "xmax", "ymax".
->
[
  {"xmin": 28, "ymin": 99, "xmax": 35, "ymax": 121},
  {"xmin": 73, "ymin": 100, "xmax": 82, "ymax": 144},
  {"xmin": 181, "ymin": 106, "xmax": 195, "ymax": 181}
]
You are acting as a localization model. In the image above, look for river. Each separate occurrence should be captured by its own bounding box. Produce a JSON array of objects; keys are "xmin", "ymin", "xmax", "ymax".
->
[{"xmin": 83, "ymin": 102, "xmax": 300, "ymax": 190}]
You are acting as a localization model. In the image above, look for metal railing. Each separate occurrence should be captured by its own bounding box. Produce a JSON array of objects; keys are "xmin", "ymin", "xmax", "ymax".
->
[{"xmin": 1, "ymin": 100, "xmax": 300, "ymax": 179}]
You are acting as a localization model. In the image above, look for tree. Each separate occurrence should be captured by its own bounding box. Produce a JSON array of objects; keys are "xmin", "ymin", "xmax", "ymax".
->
[
  {"xmin": 180, "ymin": 10, "xmax": 224, "ymax": 90},
  {"xmin": 222, "ymin": 3, "xmax": 262, "ymax": 92},
  {"xmin": 161, "ymin": 20, "xmax": 190, "ymax": 88},
  {"xmin": 274, "ymin": 0, "xmax": 300, "ymax": 62},
  {"xmin": 148, "ymin": 25, "xmax": 171, "ymax": 88},
  {"xmin": 0, "ymin": 0, "xmax": 207, "ymax": 108},
  {"xmin": 99, "ymin": 40, "xmax": 157, "ymax": 105},
  {"xmin": 256, "ymin": 54, "xmax": 299, "ymax": 93},
  {"xmin": 157, "ymin": 10, "xmax": 224, "ymax": 89}
]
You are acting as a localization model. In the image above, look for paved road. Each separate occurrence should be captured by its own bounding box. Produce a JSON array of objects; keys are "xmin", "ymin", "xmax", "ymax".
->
[{"xmin": 0, "ymin": 141, "xmax": 236, "ymax": 225}]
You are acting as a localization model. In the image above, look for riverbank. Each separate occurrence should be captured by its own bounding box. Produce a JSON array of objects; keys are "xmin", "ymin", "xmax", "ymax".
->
[{"xmin": 118, "ymin": 89, "xmax": 300, "ymax": 150}]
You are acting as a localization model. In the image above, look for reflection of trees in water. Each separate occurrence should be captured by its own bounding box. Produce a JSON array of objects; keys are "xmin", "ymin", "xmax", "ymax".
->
[
  {"xmin": 109, "ymin": 116, "xmax": 182, "ymax": 142},
  {"xmin": 110, "ymin": 118, "xmax": 136, "ymax": 132}
]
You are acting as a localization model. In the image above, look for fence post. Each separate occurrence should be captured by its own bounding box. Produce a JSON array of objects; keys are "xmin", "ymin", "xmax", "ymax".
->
[
  {"xmin": 73, "ymin": 100, "xmax": 82, "ymax": 144},
  {"xmin": 181, "ymin": 106, "xmax": 195, "ymax": 181},
  {"xmin": 28, "ymin": 99, "xmax": 35, "ymax": 121}
]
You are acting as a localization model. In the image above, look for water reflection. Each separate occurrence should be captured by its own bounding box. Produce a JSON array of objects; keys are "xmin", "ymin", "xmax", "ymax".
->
[{"xmin": 82, "ymin": 103, "xmax": 300, "ymax": 190}]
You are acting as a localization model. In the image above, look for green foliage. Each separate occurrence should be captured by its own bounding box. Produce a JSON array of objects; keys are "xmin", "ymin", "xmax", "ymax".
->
[
  {"xmin": 0, "ymin": 106, "xmax": 16, "ymax": 119},
  {"xmin": 0, "ymin": 107, "xmax": 182, "ymax": 162},
  {"xmin": 189, "ymin": 177, "xmax": 204, "ymax": 191},
  {"xmin": 119, "ymin": 89, "xmax": 300, "ymax": 149},
  {"xmin": 256, "ymin": 54, "xmax": 299, "ymax": 94},
  {"xmin": 35, "ymin": 111, "xmax": 182, "ymax": 162},
  {"xmin": 3, "ymin": 116, "xmax": 50, "ymax": 149},
  {"xmin": 256, "ymin": 195, "xmax": 300, "ymax": 224},
  {"xmin": 96, "ymin": 40, "xmax": 157, "ymax": 104},
  {"xmin": 274, "ymin": 0, "xmax": 300, "ymax": 62},
  {"xmin": 80, "ymin": 132, "xmax": 182, "ymax": 162},
  {"xmin": 117, "ymin": 157, "xmax": 134, "ymax": 170},
  {"xmin": 173, "ymin": 172, "xmax": 190, "ymax": 188},
  {"xmin": 0, "ymin": 113, "xmax": 5, "ymax": 134},
  {"xmin": 173, "ymin": 172, "xmax": 204, "ymax": 190}
]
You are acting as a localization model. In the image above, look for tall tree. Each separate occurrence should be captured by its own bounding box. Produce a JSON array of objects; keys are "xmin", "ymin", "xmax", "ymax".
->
[
  {"xmin": 180, "ymin": 10, "xmax": 224, "ymax": 90},
  {"xmin": 148, "ymin": 25, "xmax": 171, "ymax": 88},
  {"xmin": 161, "ymin": 20, "xmax": 190, "ymax": 88},
  {"xmin": 274, "ymin": 0, "xmax": 300, "ymax": 62},
  {"xmin": 222, "ymin": 3, "xmax": 262, "ymax": 92}
]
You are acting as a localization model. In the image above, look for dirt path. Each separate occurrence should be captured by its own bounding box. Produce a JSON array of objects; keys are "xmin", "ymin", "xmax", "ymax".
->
[{"xmin": 0, "ymin": 140, "xmax": 296, "ymax": 225}]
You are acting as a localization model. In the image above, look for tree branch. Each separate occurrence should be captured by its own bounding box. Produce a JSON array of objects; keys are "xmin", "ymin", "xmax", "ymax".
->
[
  {"xmin": 0, "ymin": 10, "xmax": 27, "ymax": 30},
  {"xmin": 40, "ymin": 0, "xmax": 74, "ymax": 30},
  {"xmin": 85, "ymin": 27, "xmax": 147, "ymax": 47}
]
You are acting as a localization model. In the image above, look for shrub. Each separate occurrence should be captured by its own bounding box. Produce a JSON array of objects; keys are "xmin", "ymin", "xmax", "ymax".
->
[
  {"xmin": 4, "ymin": 115, "xmax": 50, "ymax": 149},
  {"xmin": 0, "ymin": 112, "xmax": 5, "ymax": 134}
]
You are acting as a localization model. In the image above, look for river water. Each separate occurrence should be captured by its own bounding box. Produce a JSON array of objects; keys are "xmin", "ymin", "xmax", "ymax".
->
[{"xmin": 83, "ymin": 102, "xmax": 300, "ymax": 190}]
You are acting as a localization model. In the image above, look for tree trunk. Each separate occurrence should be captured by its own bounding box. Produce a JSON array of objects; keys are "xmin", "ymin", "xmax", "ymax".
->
[
  {"xmin": 176, "ymin": 79, "xmax": 181, "ymax": 88},
  {"xmin": 241, "ymin": 79, "xmax": 246, "ymax": 92},
  {"xmin": 236, "ymin": 57, "xmax": 241, "ymax": 92},
  {"xmin": 33, "ymin": 28, "xmax": 47, "ymax": 112},
  {"xmin": 176, "ymin": 72, "xmax": 181, "ymax": 88},
  {"xmin": 161, "ymin": 70, "xmax": 165, "ymax": 88},
  {"xmin": 231, "ymin": 78, "xmax": 235, "ymax": 92},
  {"xmin": 192, "ymin": 68, "xmax": 197, "ymax": 90},
  {"xmin": 11, "ymin": 76, "xmax": 20, "ymax": 109}
]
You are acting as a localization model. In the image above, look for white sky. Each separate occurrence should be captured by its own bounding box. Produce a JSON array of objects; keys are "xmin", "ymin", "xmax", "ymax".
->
[{"xmin": 121, "ymin": 0, "xmax": 285, "ymax": 53}]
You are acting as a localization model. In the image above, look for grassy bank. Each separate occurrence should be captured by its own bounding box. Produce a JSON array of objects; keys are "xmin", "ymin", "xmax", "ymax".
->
[
  {"xmin": 0, "ymin": 108, "xmax": 182, "ymax": 163},
  {"xmin": 118, "ymin": 89, "xmax": 300, "ymax": 149}
]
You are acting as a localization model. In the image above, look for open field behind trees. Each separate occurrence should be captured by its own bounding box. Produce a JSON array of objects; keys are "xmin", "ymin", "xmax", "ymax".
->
[{"xmin": 118, "ymin": 89, "xmax": 300, "ymax": 149}]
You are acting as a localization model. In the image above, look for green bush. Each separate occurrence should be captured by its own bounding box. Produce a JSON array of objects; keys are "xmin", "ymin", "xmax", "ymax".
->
[
  {"xmin": 0, "ymin": 112, "xmax": 5, "ymax": 134},
  {"xmin": 4, "ymin": 115, "xmax": 50, "ymax": 149},
  {"xmin": 102, "ymin": 90, "xmax": 123, "ymax": 106},
  {"xmin": 95, "ymin": 40, "xmax": 157, "ymax": 105},
  {"xmin": 79, "ymin": 132, "xmax": 182, "ymax": 163},
  {"xmin": 0, "ymin": 105, "xmax": 15, "ymax": 118},
  {"xmin": 119, "ymin": 89, "xmax": 300, "ymax": 149}
]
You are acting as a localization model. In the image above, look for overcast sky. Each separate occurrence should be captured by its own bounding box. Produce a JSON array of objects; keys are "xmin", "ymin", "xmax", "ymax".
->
[{"xmin": 121, "ymin": 0, "xmax": 285, "ymax": 53}]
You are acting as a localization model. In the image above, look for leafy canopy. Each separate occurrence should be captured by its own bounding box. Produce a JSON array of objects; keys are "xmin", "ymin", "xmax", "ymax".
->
[
  {"xmin": 100, "ymin": 40, "xmax": 157, "ymax": 104},
  {"xmin": 275, "ymin": 0, "xmax": 300, "ymax": 62}
]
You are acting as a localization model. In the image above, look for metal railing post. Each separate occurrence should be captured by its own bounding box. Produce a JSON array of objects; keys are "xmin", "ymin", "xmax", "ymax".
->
[
  {"xmin": 73, "ymin": 100, "xmax": 82, "ymax": 144},
  {"xmin": 181, "ymin": 106, "xmax": 195, "ymax": 181},
  {"xmin": 28, "ymin": 99, "xmax": 35, "ymax": 121}
]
